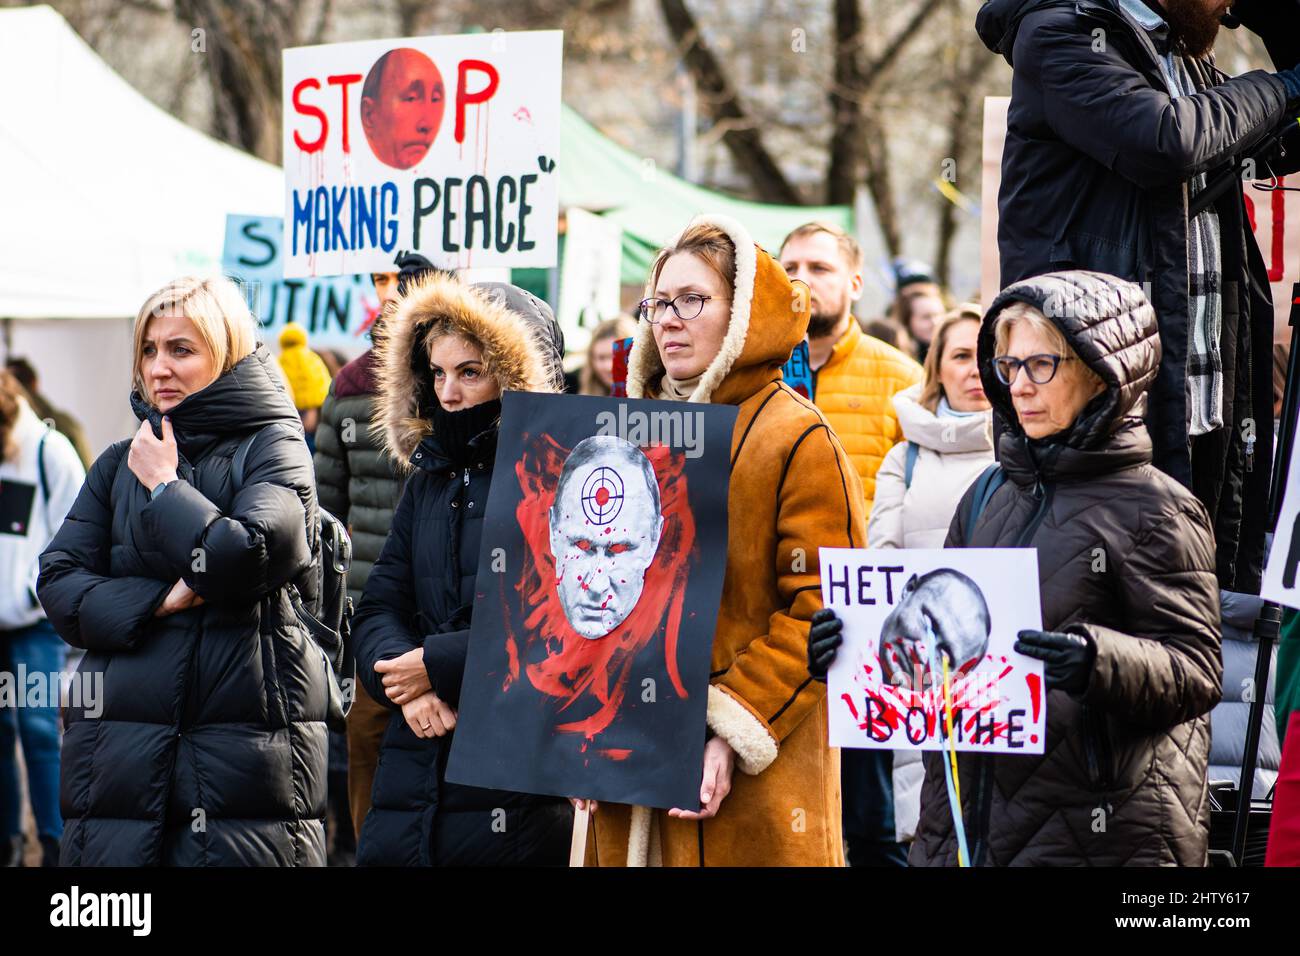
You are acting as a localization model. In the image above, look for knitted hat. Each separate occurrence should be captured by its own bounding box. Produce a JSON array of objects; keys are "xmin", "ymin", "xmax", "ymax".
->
[{"xmin": 276, "ymin": 323, "xmax": 331, "ymax": 411}]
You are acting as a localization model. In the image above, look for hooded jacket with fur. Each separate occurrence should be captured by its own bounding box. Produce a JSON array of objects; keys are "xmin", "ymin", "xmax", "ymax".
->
[
  {"xmin": 350, "ymin": 275, "xmax": 572, "ymax": 866},
  {"xmin": 587, "ymin": 214, "xmax": 868, "ymax": 866}
]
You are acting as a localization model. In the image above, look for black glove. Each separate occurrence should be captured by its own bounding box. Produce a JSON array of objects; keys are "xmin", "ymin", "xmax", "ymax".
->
[
  {"xmin": 1014, "ymin": 629, "xmax": 1095, "ymax": 695},
  {"xmin": 807, "ymin": 608, "xmax": 844, "ymax": 682}
]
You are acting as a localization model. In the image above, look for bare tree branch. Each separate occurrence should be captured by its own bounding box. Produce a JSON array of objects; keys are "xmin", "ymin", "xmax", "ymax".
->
[
  {"xmin": 934, "ymin": 22, "xmax": 998, "ymax": 288},
  {"xmin": 657, "ymin": 0, "xmax": 801, "ymax": 204}
]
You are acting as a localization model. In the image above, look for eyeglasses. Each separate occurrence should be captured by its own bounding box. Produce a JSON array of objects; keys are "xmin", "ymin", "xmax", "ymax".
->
[
  {"xmin": 636, "ymin": 293, "xmax": 723, "ymax": 325},
  {"xmin": 992, "ymin": 353, "xmax": 1074, "ymax": 386}
]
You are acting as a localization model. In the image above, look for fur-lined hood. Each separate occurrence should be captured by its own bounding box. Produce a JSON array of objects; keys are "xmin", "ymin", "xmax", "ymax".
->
[
  {"xmin": 374, "ymin": 272, "xmax": 564, "ymax": 467},
  {"xmin": 627, "ymin": 213, "xmax": 810, "ymax": 406}
]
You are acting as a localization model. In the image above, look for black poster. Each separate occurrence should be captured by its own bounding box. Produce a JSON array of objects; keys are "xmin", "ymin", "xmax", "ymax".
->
[{"xmin": 446, "ymin": 391, "xmax": 737, "ymax": 809}]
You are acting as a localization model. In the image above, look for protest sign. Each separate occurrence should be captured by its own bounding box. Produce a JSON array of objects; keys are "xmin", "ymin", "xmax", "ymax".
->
[
  {"xmin": 1262, "ymin": 425, "xmax": 1300, "ymax": 606},
  {"xmin": 282, "ymin": 30, "xmax": 562, "ymax": 278},
  {"xmin": 558, "ymin": 207, "xmax": 624, "ymax": 356},
  {"xmin": 610, "ymin": 335, "xmax": 632, "ymax": 397},
  {"xmin": 982, "ymin": 96, "xmax": 1300, "ymax": 339},
  {"xmin": 782, "ymin": 339, "xmax": 812, "ymax": 400},
  {"xmin": 447, "ymin": 392, "xmax": 737, "ymax": 809},
  {"xmin": 222, "ymin": 214, "xmax": 379, "ymax": 351},
  {"xmin": 821, "ymin": 547, "xmax": 1046, "ymax": 754}
]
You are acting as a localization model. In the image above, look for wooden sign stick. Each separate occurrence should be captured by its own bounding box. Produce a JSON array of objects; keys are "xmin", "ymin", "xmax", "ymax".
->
[{"xmin": 569, "ymin": 804, "xmax": 591, "ymax": 867}]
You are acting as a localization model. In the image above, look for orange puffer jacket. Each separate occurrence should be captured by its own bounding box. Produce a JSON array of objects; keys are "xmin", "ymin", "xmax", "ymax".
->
[{"xmin": 814, "ymin": 320, "xmax": 923, "ymax": 510}]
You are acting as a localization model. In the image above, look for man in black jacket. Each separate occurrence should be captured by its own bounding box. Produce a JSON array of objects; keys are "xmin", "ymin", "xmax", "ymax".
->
[
  {"xmin": 313, "ymin": 252, "xmax": 437, "ymax": 846},
  {"xmin": 977, "ymin": 0, "xmax": 1300, "ymax": 592}
]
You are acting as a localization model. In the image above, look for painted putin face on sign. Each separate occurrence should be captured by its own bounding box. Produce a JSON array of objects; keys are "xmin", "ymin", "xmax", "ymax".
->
[
  {"xmin": 549, "ymin": 436, "xmax": 664, "ymax": 639},
  {"xmin": 361, "ymin": 48, "xmax": 445, "ymax": 170}
]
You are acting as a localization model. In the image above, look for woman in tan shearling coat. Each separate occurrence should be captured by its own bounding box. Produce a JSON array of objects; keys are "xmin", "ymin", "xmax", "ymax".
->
[{"xmin": 583, "ymin": 214, "xmax": 867, "ymax": 866}]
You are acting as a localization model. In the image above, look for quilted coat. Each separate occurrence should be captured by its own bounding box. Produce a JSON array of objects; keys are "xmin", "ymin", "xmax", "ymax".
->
[
  {"xmin": 590, "ymin": 213, "xmax": 868, "ymax": 866},
  {"xmin": 909, "ymin": 271, "xmax": 1222, "ymax": 866},
  {"xmin": 868, "ymin": 383, "xmax": 995, "ymax": 550},
  {"xmin": 312, "ymin": 346, "xmax": 407, "ymax": 837},
  {"xmin": 37, "ymin": 347, "xmax": 330, "ymax": 866}
]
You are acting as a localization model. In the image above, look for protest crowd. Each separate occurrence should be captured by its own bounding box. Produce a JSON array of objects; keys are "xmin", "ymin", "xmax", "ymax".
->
[{"xmin": 7, "ymin": 0, "xmax": 1300, "ymax": 874}]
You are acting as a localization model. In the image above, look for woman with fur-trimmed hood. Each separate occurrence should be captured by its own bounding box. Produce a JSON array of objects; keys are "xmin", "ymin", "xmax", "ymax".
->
[
  {"xmin": 578, "ymin": 214, "xmax": 868, "ymax": 866},
  {"xmin": 350, "ymin": 273, "xmax": 573, "ymax": 866}
]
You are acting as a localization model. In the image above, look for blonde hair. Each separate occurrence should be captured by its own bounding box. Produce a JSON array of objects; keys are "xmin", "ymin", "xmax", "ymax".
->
[
  {"xmin": 579, "ymin": 315, "xmax": 638, "ymax": 396},
  {"xmin": 992, "ymin": 302, "xmax": 1104, "ymax": 395},
  {"xmin": 133, "ymin": 276, "xmax": 258, "ymax": 396},
  {"xmin": 919, "ymin": 303, "xmax": 983, "ymax": 413}
]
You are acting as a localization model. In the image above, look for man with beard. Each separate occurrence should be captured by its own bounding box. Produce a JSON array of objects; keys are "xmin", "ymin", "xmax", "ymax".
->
[
  {"xmin": 780, "ymin": 222, "xmax": 922, "ymax": 869},
  {"xmin": 779, "ymin": 222, "xmax": 923, "ymax": 515},
  {"xmin": 976, "ymin": 0, "xmax": 1300, "ymax": 595}
]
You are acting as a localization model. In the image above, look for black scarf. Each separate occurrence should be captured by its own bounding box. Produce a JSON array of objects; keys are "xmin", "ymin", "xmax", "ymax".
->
[{"xmin": 427, "ymin": 398, "xmax": 502, "ymax": 464}]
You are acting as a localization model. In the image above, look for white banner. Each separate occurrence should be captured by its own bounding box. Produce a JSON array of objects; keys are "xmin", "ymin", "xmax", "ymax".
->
[
  {"xmin": 282, "ymin": 30, "xmax": 562, "ymax": 277},
  {"xmin": 821, "ymin": 547, "xmax": 1046, "ymax": 754},
  {"xmin": 558, "ymin": 208, "xmax": 623, "ymax": 356}
]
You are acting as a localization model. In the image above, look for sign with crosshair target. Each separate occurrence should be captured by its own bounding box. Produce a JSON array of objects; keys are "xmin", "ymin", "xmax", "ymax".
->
[
  {"xmin": 581, "ymin": 466, "xmax": 625, "ymax": 524},
  {"xmin": 448, "ymin": 392, "xmax": 737, "ymax": 810}
]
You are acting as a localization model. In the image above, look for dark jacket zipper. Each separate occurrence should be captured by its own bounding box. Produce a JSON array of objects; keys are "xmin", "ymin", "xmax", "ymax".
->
[
  {"xmin": 967, "ymin": 471, "xmax": 1054, "ymax": 865},
  {"xmin": 1082, "ymin": 703, "xmax": 1114, "ymax": 790}
]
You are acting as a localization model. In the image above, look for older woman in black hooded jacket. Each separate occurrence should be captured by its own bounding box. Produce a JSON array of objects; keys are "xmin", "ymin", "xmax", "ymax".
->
[
  {"xmin": 352, "ymin": 274, "xmax": 572, "ymax": 866},
  {"xmin": 37, "ymin": 276, "xmax": 330, "ymax": 866},
  {"xmin": 811, "ymin": 270, "xmax": 1222, "ymax": 866}
]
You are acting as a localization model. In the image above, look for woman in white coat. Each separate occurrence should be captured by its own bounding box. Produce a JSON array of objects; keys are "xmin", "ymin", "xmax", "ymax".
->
[
  {"xmin": 869, "ymin": 305, "xmax": 994, "ymax": 549},
  {"xmin": 865, "ymin": 305, "xmax": 993, "ymax": 849}
]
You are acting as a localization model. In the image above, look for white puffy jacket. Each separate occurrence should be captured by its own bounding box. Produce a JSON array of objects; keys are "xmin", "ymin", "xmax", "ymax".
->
[
  {"xmin": 868, "ymin": 384, "xmax": 994, "ymax": 549},
  {"xmin": 0, "ymin": 399, "xmax": 84, "ymax": 630},
  {"xmin": 866, "ymin": 383, "xmax": 993, "ymax": 841}
]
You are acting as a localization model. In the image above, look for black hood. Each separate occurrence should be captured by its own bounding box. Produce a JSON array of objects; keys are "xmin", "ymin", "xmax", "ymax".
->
[
  {"xmin": 979, "ymin": 270, "xmax": 1161, "ymax": 482},
  {"xmin": 976, "ymin": 0, "xmax": 1107, "ymax": 63},
  {"xmin": 131, "ymin": 345, "xmax": 303, "ymax": 457}
]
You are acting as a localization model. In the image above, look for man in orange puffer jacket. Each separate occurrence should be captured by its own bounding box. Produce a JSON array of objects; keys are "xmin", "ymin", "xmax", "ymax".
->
[{"xmin": 779, "ymin": 223, "xmax": 921, "ymax": 515}]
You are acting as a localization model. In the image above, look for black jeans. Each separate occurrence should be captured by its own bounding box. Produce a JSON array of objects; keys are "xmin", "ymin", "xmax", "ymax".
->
[{"xmin": 842, "ymin": 748, "xmax": 908, "ymax": 867}]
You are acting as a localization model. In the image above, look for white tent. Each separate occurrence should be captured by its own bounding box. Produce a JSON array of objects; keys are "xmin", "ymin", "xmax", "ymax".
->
[{"xmin": 0, "ymin": 5, "xmax": 282, "ymax": 453}]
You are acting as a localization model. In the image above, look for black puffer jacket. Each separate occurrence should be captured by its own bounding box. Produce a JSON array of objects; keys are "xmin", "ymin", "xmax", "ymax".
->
[
  {"xmin": 37, "ymin": 347, "xmax": 329, "ymax": 866},
  {"xmin": 977, "ymin": 0, "xmax": 1300, "ymax": 593},
  {"xmin": 352, "ymin": 274, "xmax": 572, "ymax": 866},
  {"xmin": 910, "ymin": 271, "xmax": 1222, "ymax": 866}
]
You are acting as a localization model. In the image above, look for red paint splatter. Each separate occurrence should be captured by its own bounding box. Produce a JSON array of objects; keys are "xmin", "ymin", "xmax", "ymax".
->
[
  {"xmin": 1026, "ymin": 672, "xmax": 1041, "ymax": 725},
  {"xmin": 841, "ymin": 693, "xmax": 860, "ymax": 722},
  {"xmin": 843, "ymin": 660, "xmax": 1016, "ymax": 744},
  {"xmin": 508, "ymin": 434, "xmax": 696, "ymax": 743}
]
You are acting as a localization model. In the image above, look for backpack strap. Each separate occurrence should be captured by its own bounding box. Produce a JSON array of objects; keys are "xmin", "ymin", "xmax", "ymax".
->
[
  {"xmin": 903, "ymin": 441, "xmax": 920, "ymax": 489},
  {"xmin": 962, "ymin": 463, "xmax": 1007, "ymax": 544},
  {"xmin": 36, "ymin": 428, "xmax": 53, "ymax": 532},
  {"xmin": 231, "ymin": 422, "xmax": 295, "ymax": 492},
  {"xmin": 36, "ymin": 429, "xmax": 49, "ymax": 503}
]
